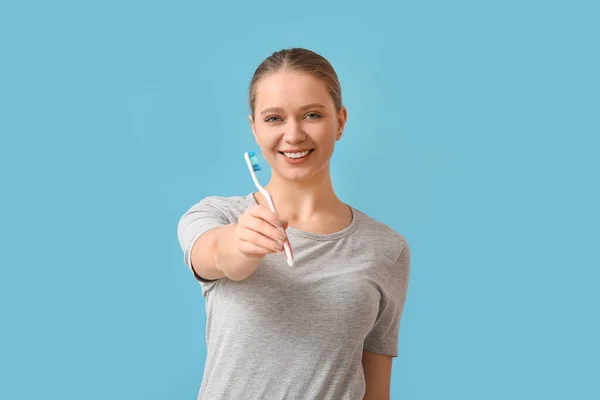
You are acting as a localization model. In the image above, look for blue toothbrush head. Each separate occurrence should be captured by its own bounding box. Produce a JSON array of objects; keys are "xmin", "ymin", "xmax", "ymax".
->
[{"xmin": 247, "ymin": 150, "xmax": 261, "ymax": 171}]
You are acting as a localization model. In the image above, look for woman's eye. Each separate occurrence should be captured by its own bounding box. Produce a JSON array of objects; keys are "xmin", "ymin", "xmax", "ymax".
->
[
  {"xmin": 305, "ymin": 112, "xmax": 321, "ymax": 119},
  {"xmin": 265, "ymin": 116, "xmax": 282, "ymax": 122}
]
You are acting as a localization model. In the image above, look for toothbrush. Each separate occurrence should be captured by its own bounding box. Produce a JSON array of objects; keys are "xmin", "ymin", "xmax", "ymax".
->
[{"xmin": 244, "ymin": 150, "xmax": 295, "ymax": 267}]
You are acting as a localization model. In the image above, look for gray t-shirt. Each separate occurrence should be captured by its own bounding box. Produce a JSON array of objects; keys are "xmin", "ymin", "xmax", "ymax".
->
[{"xmin": 177, "ymin": 194, "xmax": 411, "ymax": 400}]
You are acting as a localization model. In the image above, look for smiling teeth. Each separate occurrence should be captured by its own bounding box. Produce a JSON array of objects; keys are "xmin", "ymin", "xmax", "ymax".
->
[{"xmin": 283, "ymin": 150, "xmax": 310, "ymax": 159}]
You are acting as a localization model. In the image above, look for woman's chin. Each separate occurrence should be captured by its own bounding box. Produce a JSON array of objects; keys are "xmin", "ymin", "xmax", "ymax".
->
[
  {"xmin": 270, "ymin": 152, "xmax": 331, "ymax": 183},
  {"xmin": 278, "ymin": 170, "xmax": 312, "ymax": 182},
  {"xmin": 274, "ymin": 164, "xmax": 329, "ymax": 183}
]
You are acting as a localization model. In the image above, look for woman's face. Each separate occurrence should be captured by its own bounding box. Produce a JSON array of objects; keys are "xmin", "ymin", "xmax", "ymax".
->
[{"xmin": 249, "ymin": 69, "xmax": 347, "ymax": 183}]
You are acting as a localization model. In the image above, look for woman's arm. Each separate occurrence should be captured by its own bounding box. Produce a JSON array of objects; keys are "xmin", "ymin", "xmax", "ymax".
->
[
  {"xmin": 189, "ymin": 206, "xmax": 288, "ymax": 282},
  {"xmin": 362, "ymin": 350, "xmax": 393, "ymax": 400}
]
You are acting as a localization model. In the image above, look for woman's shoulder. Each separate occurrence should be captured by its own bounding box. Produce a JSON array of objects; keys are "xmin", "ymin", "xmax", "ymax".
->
[
  {"xmin": 351, "ymin": 206, "xmax": 409, "ymax": 250},
  {"xmin": 196, "ymin": 193, "xmax": 253, "ymax": 208},
  {"xmin": 348, "ymin": 206, "xmax": 410, "ymax": 274},
  {"xmin": 185, "ymin": 193, "xmax": 254, "ymax": 218}
]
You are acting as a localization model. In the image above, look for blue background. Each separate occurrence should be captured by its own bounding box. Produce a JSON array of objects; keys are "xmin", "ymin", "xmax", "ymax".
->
[{"xmin": 1, "ymin": 1, "xmax": 598, "ymax": 399}]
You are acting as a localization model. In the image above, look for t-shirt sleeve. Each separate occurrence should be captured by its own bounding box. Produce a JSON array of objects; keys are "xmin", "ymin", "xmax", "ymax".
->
[
  {"xmin": 177, "ymin": 197, "xmax": 231, "ymax": 296},
  {"xmin": 363, "ymin": 240, "xmax": 411, "ymax": 357}
]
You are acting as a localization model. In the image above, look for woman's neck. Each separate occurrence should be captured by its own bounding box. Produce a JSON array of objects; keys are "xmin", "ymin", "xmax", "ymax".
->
[{"xmin": 258, "ymin": 168, "xmax": 345, "ymax": 224}]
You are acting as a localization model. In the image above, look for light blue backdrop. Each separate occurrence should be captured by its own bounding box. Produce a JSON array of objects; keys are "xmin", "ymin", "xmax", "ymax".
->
[{"xmin": 1, "ymin": 1, "xmax": 598, "ymax": 399}]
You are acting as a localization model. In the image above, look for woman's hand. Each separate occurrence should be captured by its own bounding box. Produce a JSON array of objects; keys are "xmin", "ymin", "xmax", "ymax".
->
[{"xmin": 234, "ymin": 205, "xmax": 289, "ymax": 259}]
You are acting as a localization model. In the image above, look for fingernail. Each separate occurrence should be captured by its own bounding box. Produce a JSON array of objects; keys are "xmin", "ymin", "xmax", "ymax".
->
[
  {"xmin": 275, "ymin": 219, "xmax": 285, "ymax": 227},
  {"xmin": 278, "ymin": 234, "xmax": 287, "ymax": 241},
  {"xmin": 276, "ymin": 240, "xmax": 283, "ymax": 248}
]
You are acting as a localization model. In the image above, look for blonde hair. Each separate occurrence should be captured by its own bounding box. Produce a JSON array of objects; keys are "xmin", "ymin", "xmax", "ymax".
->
[{"xmin": 249, "ymin": 48, "xmax": 343, "ymax": 116}]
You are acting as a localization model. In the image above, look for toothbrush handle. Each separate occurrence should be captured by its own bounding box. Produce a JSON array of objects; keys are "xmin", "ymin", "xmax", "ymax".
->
[
  {"xmin": 261, "ymin": 190, "xmax": 295, "ymax": 266},
  {"xmin": 282, "ymin": 239, "xmax": 294, "ymax": 267}
]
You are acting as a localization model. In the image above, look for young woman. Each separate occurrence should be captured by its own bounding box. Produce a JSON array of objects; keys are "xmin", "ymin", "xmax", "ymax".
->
[{"xmin": 177, "ymin": 48, "xmax": 411, "ymax": 400}]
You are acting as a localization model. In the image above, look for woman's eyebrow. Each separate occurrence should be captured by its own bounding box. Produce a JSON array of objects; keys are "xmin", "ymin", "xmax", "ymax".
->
[
  {"xmin": 260, "ymin": 103, "xmax": 326, "ymax": 116},
  {"xmin": 299, "ymin": 103, "xmax": 326, "ymax": 111},
  {"xmin": 260, "ymin": 107, "xmax": 285, "ymax": 115}
]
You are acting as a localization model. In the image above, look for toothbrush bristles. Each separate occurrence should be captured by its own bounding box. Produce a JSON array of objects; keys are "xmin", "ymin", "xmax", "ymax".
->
[{"xmin": 248, "ymin": 151, "xmax": 261, "ymax": 171}]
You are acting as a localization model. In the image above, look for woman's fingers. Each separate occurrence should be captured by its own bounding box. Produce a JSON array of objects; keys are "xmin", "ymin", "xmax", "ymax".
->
[
  {"xmin": 236, "ymin": 205, "xmax": 288, "ymax": 257},
  {"xmin": 239, "ymin": 228, "xmax": 284, "ymax": 253}
]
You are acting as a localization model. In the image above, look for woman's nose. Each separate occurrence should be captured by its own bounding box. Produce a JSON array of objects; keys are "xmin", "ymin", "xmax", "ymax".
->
[{"xmin": 282, "ymin": 120, "xmax": 306, "ymax": 143}]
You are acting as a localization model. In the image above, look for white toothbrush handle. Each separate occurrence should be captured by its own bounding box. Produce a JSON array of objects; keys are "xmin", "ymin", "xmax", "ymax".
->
[{"xmin": 260, "ymin": 188, "xmax": 295, "ymax": 267}]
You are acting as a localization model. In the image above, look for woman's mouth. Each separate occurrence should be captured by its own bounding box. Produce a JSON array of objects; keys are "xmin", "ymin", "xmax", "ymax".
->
[{"xmin": 279, "ymin": 149, "xmax": 315, "ymax": 164}]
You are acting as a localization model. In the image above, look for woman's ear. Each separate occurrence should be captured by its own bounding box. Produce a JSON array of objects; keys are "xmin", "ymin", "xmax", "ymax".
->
[
  {"xmin": 336, "ymin": 106, "xmax": 348, "ymax": 141},
  {"xmin": 248, "ymin": 114, "xmax": 257, "ymax": 140}
]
